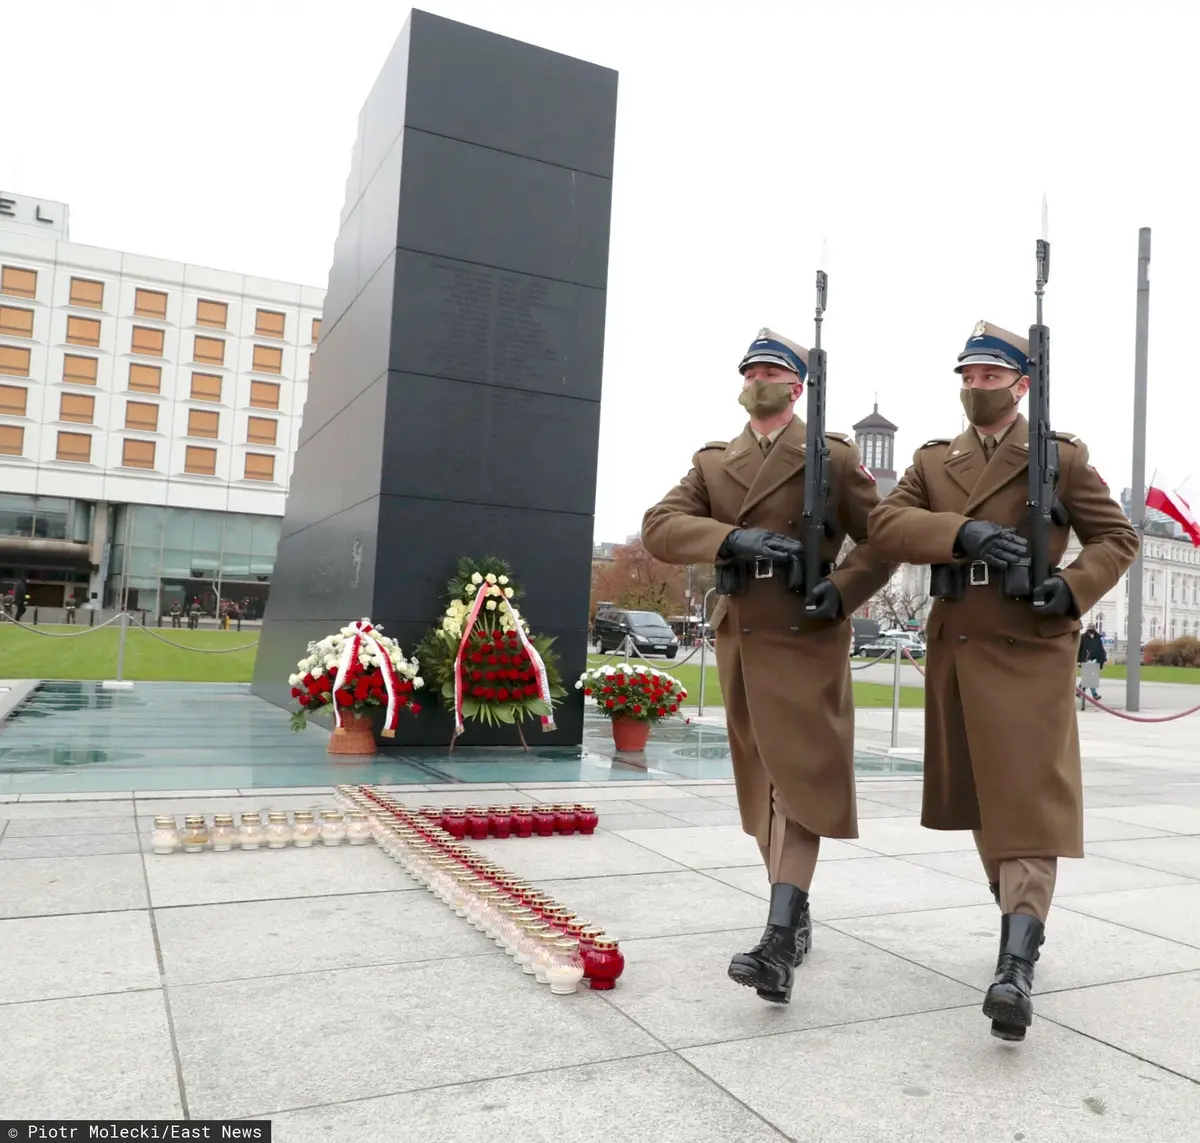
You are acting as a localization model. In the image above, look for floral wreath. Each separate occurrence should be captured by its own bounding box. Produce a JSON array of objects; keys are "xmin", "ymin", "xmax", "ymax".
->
[
  {"xmin": 416, "ymin": 557, "xmax": 566, "ymax": 743},
  {"xmin": 288, "ymin": 619, "xmax": 423, "ymax": 734}
]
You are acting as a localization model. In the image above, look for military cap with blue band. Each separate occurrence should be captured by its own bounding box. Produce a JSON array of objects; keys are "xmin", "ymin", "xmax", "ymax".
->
[
  {"xmin": 955, "ymin": 320, "xmax": 1030, "ymax": 375},
  {"xmin": 738, "ymin": 327, "xmax": 809, "ymax": 380}
]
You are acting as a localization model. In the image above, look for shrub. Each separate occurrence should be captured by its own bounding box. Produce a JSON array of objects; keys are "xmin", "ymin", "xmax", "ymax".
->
[{"xmin": 1149, "ymin": 635, "xmax": 1200, "ymax": 668}]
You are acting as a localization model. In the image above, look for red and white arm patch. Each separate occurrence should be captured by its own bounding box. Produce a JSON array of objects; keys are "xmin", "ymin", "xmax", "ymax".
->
[
  {"xmin": 858, "ymin": 464, "xmax": 877, "ymax": 483},
  {"xmin": 1088, "ymin": 464, "xmax": 1107, "ymax": 486}
]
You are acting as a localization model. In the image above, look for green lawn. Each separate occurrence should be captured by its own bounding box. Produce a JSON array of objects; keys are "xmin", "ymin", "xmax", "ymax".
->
[
  {"xmin": 585, "ymin": 656, "xmax": 924, "ymax": 709},
  {"xmin": 1098, "ymin": 663, "xmax": 1200, "ymax": 684},
  {"xmin": 0, "ymin": 624, "xmax": 259, "ymax": 682}
]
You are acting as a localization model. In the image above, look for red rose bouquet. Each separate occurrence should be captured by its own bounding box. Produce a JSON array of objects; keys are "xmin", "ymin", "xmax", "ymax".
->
[{"xmin": 575, "ymin": 663, "xmax": 688, "ymax": 722}]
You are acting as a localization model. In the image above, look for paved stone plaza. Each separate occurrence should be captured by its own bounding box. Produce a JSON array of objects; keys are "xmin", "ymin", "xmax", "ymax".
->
[{"xmin": 1, "ymin": 696, "xmax": 1199, "ymax": 1138}]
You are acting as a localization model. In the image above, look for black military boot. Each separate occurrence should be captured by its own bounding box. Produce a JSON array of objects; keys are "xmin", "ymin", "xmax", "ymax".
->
[
  {"xmin": 981, "ymin": 913, "xmax": 1044, "ymax": 1042},
  {"xmin": 989, "ymin": 882, "xmax": 1001, "ymax": 907},
  {"xmin": 728, "ymin": 883, "xmax": 809, "ymax": 1004}
]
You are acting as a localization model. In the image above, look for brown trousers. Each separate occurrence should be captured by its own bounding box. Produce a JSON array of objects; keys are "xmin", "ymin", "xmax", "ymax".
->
[
  {"xmin": 757, "ymin": 785, "xmax": 821, "ymax": 889},
  {"xmin": 973, "ymin": 830, "xmax": 1057, "ymax": 921}
]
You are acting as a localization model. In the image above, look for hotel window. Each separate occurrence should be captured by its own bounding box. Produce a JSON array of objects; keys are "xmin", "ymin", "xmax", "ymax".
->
[
  {"xmin": 311, "ymin": 318, "xmax": 321, "ymax": 343},
  {"xmin": 244, "ymin": 452, "xmax": 275, "ymax": 482},
  {"xmin": 56, "ymin": 430, "xmax": 92, "ymax": 463},
  {"xmin": 194, "ymin": 335, "xmax": 225, "ymax": 366},
  {"xmin": 134, "ymin": 288, "xmax": 168, "ymax": 320},
  {"xmin": 246, "ymin": 416, "xmax": 277, "ymax": 445},
  {"xmin": 255, "ymin": 309, "xmax": 286, "ymax": 339},
  {"xmin": 0, "ymin": 305, "xmax": 34, "ymax": 338},
  {"xmin": 0, "ymin": 345, "xmax": 31, "ymax": 376},
  {"xmin": 188, "ymin": 408, "xmax": 219, "ymax": 438},
  {"xmin": 190, "ymin": 372, "xmax": 222, "ymax": 402},
  {"xmin": 0, "ymin": 424, "xmax": 23, "ymax": 455},
  {"xmin": 122, "ymin": 438, "xmax": 156, "ymax": 469},
  {"xmin": 252, "ymin": 344, "xmax": 283, "ymax": 374},
  {"xmin": 0, "ymin": 383, "xmax": 27, "ymax": 415},
  {"xmin": 1, "ymin": 266, "xmax": 37, "ymax": 299},
  {"xmin": 196, "ymin": 299, "xmax": 228, "ymax": 329},
  {"xmin": 184, "ymin": 445, "xmax": 217, "ymax": 476},
  {"xmin": 66, "ymin": 316, "xmax": 101, "ymax": 347},
  {"xmin": 128, "ymin": 363, "xmax": 162, "ymax": 393},
  {"xmin": 131, "ymin": 326, "xmax": 165, "ymax": 357},
  {"xmin": 249, "ymin": 380, "xmax": 280, "ymax": 409},
  {"xmin": 59, "ymin": 392, "xmax": 95, "ymax": 424},
  {"xmin": 125, "ymin": 401, "xmax": 159, "ymax": 432},
  {"xmin": 64, "ymin": 355, "xmax": 99, "ymax": 385},
  {"xmin": 69, "ymin": 278, "xmax": 105, "ymax": 309}
]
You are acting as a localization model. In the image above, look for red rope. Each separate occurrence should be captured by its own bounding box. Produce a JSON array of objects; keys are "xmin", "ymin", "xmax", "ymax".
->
[
  {"xmin": 1074, "ymin": 688, "xmax": 1200, "ymax": 722},
  {"xmin": 899, "ymin": 647, "xmax": 1200, "ymax": 722}
]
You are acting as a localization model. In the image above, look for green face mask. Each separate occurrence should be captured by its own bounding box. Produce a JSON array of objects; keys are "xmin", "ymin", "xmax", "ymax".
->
[
  {"xmin": 739, "ymin": 379, "xmax": 796, "ymax": 417},
  {"xmin": 959, "ymin": 381, "xmax": 1018, "ymax": 427}
]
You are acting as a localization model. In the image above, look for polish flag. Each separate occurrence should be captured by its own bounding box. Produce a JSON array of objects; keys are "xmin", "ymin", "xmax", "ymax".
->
[{"xmin": 1147, "ymin": 485, "xmax": 1200, "ymax": 547}]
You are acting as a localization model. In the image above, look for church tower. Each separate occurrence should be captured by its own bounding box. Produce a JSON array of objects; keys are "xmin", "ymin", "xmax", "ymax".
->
[{"xmin": 854, "ymin": 402, "xmax": 899, "ymax": 496}]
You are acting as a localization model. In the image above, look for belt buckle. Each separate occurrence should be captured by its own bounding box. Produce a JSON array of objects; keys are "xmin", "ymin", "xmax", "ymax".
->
[
  {"xmin": 968, "ymin": 561, "xmax": 990, "ymax": 587},
  {"xmin": 754, "ymin": 557, "xmax": 774, "ymax": 580}
]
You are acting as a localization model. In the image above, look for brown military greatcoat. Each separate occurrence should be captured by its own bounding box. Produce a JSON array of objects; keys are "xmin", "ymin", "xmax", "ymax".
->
[
  {"xmin": 642, "ymin": 416, "xmax": 891, "ymax": 843},
  {"xmin": 868, "ymin": 415, "xmax": 1139, "ymax": 859}
]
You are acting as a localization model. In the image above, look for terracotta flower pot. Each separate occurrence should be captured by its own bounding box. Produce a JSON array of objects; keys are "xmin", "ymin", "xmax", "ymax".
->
[
  {"xmin": 327, "ymin": 710, "xmax": 377, "ymax": 756},
  {"xmin": 610, "ymin": 715, "xmax": 651, "ymax": 752}
]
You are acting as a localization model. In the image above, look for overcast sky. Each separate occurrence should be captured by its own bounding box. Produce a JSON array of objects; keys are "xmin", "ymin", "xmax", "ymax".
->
[{"xmin": 4, "ymin": 1, "xmax": 1196, "ymax": 541}]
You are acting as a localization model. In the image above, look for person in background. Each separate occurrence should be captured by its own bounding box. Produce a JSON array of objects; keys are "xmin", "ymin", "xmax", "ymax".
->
[{"xmin": 1077, "ymin": 624, "xmax": 1106, "ymax": 700}]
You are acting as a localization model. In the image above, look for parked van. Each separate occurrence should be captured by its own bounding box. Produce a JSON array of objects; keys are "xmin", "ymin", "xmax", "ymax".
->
[{"xmin": 593, "ymin": 607, "xmax": 679, "ymax": 658}]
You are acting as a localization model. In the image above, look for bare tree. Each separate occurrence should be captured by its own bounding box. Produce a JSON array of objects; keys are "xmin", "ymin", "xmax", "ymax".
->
[{"xmin": 870, "ymin": 578, "xmax": 930, "ymax": 628}]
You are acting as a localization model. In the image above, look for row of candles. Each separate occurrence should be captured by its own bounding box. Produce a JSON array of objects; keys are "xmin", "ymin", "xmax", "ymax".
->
[
  {"xmin": 338, "ymin": 784, "xmax": 624, "ymax": 992},
  {"xmin": 149, "ymin": 799, "xmax": 603, "ymax": 855},
  {"xmin": 393, "ymin": 802, "xmax": 599, "ymax": 841},
  {"xmin": 150, "ymin": 809, "xmax": 369, "ymax": 854}
]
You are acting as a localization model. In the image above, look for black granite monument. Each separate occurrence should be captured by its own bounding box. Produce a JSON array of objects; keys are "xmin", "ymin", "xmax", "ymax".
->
[{"xmin": 251, "ymin": 10, "xmax": 618, "ymax": 746}]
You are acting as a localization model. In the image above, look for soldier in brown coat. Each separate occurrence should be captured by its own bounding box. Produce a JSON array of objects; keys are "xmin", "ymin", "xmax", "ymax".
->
[
  {"xmin": 868, "ymin": 320, "xmax": 1138, "ymax": 1042},
  {"xmin": 642, "ymin": 327, "xmax": 891, "ymax": 1004}
]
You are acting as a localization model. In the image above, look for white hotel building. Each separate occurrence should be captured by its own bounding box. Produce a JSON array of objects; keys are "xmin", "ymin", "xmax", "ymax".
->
[{"xmin": 0, "ymin": 190, "xmax": 324, "ymax": 616}]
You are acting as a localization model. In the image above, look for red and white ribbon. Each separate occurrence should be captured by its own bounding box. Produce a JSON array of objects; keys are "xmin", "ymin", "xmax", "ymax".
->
[
  {"xmin": 507, "ymin": 601, "xmax": 556, "ymax": 733},
  {"xmin": 452, "ymin": 585, "xmax": 493, "ymax": 738},
  {"xmin": 332, "ymin": 619, "xmax": 403, "ymax": 737}
]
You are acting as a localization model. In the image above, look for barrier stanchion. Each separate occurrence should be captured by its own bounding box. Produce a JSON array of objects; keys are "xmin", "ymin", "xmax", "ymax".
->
[
  {"xmin": 102, "ymin": 611, "xmax": 135, "ymax": 690},
  {"xmin": 890, "ymin": 637, "xmax": 902, "ymax": 748}
]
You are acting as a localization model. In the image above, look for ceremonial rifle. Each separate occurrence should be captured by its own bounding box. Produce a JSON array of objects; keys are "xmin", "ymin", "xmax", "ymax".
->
[{"xmin": 802, "ymin": 268, "xmax": 831, "ymax": 610}]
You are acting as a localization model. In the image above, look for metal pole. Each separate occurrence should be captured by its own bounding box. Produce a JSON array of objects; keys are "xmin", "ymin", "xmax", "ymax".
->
[
  {"xmin": 115, "ymin": 610, "xmax": 128, "ymax": 682},
  {"xmin": 1127, "ymin": 227, "xmax": 1151, "ymax": 712},
  {"xmin": 889, "ymin": 637, "xmax": 902, "ymax": 748},
  {"xmin": 697, "ymin": 587, "xmax": 715, "ymax": 716}
]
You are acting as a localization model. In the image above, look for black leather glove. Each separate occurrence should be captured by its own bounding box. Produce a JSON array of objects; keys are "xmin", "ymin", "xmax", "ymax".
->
[
  {"xmin": 954, "ymin": 520, "xmax": 1029, "ymax": 569},
  {"xmin": 1032, "ymin": 576, "xmax": 1077, "ymax": 616},
  {"xmin": 719, "ymin": 527, "xmax": 803, "ymax": 563},
  {"xmin": 805, "ymin": 579, "xmax": 842, "ymax": 620}
]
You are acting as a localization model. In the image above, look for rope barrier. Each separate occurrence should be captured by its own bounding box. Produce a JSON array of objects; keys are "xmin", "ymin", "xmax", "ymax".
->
[
  {"xmin": 852, "ymin": 649, "xmax": 895, "ymax": 671},
  {"xmin": 0, "ymin": 612, "xmax": 125, "ymax": 638},
  {"xmin": 125, "ymin": 616, "xmax": 259, "ymax": 654},
  {"xmin": 902, "ymin": 647, "xmax": 927, "ymax": 676},
  {"xmin": 899, "ymin": 644, "xmax": 1200, "ymax": 723}
]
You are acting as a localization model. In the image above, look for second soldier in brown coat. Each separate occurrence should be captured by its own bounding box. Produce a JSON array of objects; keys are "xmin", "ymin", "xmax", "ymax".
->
[
  {"xmin": 868, "ymin": 320, "xmax": 1138, "ymax": 1042},
  {"xmin": 642, "ymin": 327, "xmax": 891, "ymax": 1004}
]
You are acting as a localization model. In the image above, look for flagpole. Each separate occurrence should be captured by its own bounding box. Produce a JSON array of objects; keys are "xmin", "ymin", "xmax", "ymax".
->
[{"xmin": 1127, "ymin": 227, "xmax": 1151, "ymax": 713}]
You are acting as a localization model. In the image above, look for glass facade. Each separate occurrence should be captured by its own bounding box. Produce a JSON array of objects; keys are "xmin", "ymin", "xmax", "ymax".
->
[
  {"xmin": 0, "ymin": 493, "xmax": 94, "ymax": 606},
  {"xmin": 107, "ymin": 504, "xmax": 280, "ymax": 618}
]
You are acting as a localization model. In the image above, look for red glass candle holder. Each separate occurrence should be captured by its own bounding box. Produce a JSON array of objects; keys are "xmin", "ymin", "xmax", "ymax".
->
[
  {"xmin": 574, "ymin": 805, "xmax": 599, "ymax": 834},
  {"xmin": 418, "ymin": 805, "xmax": 440, "ymax": 822},
  {"xmin": 442, "ymin": 811, "xmax": 467, "ymax": 840},
  {"xmin": 585, "ymin": 937, "xmax": 625, "ymax": 990},
  {"xmin": 532, "ymin": 806, "xmax": 556, "ymax": 836},
  {"xmin": 511, "ymin": 806, "xmax": 534, "ymax": 837},
  {"xmin": 488, "ymin": 805, "xmax": 514, "ymax": 838},
  {"xmin": 553, "ymin": 805, "xmax": 578, "ymax": 835},
  {"xmin": 465, "ymin": 806, "xmax": 490, "ymax": 840}
]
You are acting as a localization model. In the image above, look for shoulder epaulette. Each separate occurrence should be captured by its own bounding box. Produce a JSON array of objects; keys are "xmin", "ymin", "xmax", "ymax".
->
[
  {"xmin": 1052, "ymin": 431, "xmax": 1082, "ymax": 445},
  {"xmin": 920, "ymin": 438, "xmax": 951, "ymax": 448},
  {"xmin": 700, "ymin": 440, "xmax": 728, "ymax": 450}
]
